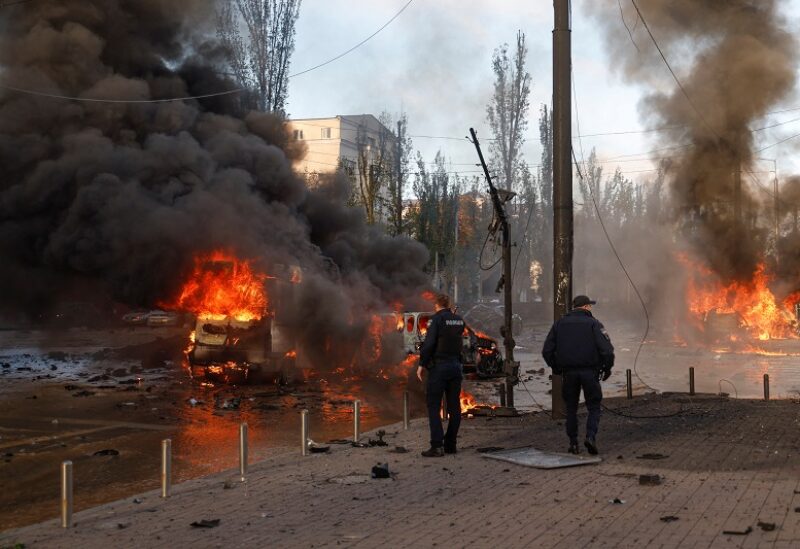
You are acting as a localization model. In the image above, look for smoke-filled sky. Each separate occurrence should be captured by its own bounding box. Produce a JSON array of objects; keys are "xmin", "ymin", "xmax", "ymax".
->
[
  {"xmin": 0, "ymin": 0, "xmax": 432, "ymax": 367},
  {"xmin": 288, "ymin": 0, "xmax": 800, "ymax": 183}
]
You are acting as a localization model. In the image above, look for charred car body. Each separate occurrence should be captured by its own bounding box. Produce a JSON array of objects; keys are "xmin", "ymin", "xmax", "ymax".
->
[{"xmin": 399, "ymin": 311, "xmax": 503, "ymax": 378}]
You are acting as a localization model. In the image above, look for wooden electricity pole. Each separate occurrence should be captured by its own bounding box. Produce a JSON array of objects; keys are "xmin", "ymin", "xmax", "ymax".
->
[{"xmin": 552, "ymin": 0, "xmax": 572, "ymax": 418}]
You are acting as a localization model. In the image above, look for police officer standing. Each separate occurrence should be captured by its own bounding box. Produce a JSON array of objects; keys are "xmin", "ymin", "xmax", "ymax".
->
[
  {"xmin": 542, "ymin": 295, "xmax": 614, "ymax": 455},
  {"xmin": 417, "ymin": 294, "xmax": 465, "ymax": 458}
]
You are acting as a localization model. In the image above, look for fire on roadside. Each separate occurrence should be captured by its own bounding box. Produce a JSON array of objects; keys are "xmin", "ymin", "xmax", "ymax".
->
[
  {"xmin": 161, "ymin": 250, "xmax": 270, "ymax": 322},
  {"xmin": 678, "ymin": 254, "xmax": 799, "ymax": 340}
]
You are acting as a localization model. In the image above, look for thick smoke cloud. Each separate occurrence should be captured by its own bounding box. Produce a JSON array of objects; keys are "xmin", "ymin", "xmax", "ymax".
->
[
  {"xmin": 0, "ymin": 1, "xmax": 430, "ymax": 363},
  {"xmin": 588, "ymin": 0, "xmax": 797, "ymax": 281}
]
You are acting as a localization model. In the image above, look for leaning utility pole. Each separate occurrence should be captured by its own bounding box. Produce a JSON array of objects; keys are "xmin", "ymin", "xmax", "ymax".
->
[
  {"xmin": 552, "ymin": 0, "xmax": 571, "ymax": 419},
  {"xmin": 470, "ymin": 128, "xmax": 518, "ymax": 408}
]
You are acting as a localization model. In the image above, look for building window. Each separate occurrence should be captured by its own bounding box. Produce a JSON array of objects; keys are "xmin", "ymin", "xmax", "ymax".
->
[
  {"xmin": 321, "ymin": 127, "xmax": 331, "ymax": 139},
  {"xmin": 293, "ymin": 129, "xmax": 304, "ymax": 140}
]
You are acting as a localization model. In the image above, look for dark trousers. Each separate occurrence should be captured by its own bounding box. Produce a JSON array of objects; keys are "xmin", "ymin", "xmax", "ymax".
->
[
  {"xmin": 561, "ymin": 369, "xmax": 603, "ymax": 442},
  {"xmin": 425, "ymin": 359, "xmax": 463, "ymax": 448}
]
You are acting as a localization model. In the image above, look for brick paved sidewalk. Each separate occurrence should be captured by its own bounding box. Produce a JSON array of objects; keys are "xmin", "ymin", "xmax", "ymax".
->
[{"xmin": 2, "ymin": 393, "xmax": 800, "ymax": 548}]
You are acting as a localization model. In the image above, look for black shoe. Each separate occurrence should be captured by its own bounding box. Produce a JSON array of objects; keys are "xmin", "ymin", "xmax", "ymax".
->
[
  {"xmin": 444, "ymin": 445, "xmax": 457, "ymax": 454},
  {"xmin": 584, "ymin": 437, "xmax": 599, "ymax": 455},
  {"xmin": 568, "ymin": 442, "xmax": 580, "ymax": 455},
  {"xmin": 421, "ymin": 447, "xmax": 444, "ymax": 458}
]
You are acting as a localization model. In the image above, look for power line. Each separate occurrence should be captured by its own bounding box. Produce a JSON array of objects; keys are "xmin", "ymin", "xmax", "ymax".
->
[
  {"xmin": 0, "ymin": 84, "xmax": 243, "ymax": 103},
  {"xmin": 289, "ymin": 0, "xmax": 415, "ymax": 78},
  {"xmin": 1, "ymin": 0, "xmax": 415, "ymax": 103},
  {"xmin": 629, "ymin": 0, "xmax": 722, "ymax": 142}
]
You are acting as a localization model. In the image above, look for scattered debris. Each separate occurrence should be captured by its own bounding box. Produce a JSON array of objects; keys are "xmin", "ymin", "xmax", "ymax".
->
[
  {"xmin": 309, "ymin": 444, "xmax": 330, "ymax": 454},
  {"xmin": 722, "ymin": 526, "xmax": 752, "ymax": 535},
  {"xmin": 368, "ymin": 430, "xmax": 388, "ymax": 447},
  {"xmin": 639, "ymin": 474, "xmax": 662, "ymax": 486},
  {"xmin": 93, "ymin": 449, "xmax": 120, "ymax": 457},
  {"xmin": 609, "ymin": 498, "xmax": 626, "ymax": 504},
  {"xmin": 371, "ymin": 463, "xmax": 391, "ymax": 479},
  {"xmin": 64, "ymin": 384, "xmax": 79, "ymax": 391},
  {"xmin": 390, "ymin": 446, "xmax": 409, "ymax": 454},
  {"xmin": 476, "ymin": 447, "xmax": 505, "ymax": 453},
  {"xmin": 216, "ymin": 397, "xmax": 241, "ymax": 410},
  {"xmin": 133, "ymin": 498, "xmax": 143, "ymax": 504},
  {"xmin": 117, "ymin": 523, "xmax": 130, "ymax": 529},
  {"xmin": 187, "ymin": 398, "xmax": 201, "ymax": 407},
  {"xmin": 660, "ymin": 516, "xmax": 679, "ymax": 523},
  {"xmin": 190, "ymin": 519, "xmax": 220, "ymax": 528},
  {"xmin": 757, "ymin": 521, "xmax": 776, "ymax": 532},
  {"xmin": 637, "ymin": 453, "xmax": 669, "ymax": 460}
]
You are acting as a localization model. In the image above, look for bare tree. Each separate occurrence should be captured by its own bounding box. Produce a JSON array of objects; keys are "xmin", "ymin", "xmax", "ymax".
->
[
  {"xmin": 486, "ymin": 31, "xmax": 531, "ymax": 192},
  {"xmin": 216, "ymin": 0, "xmax": 301, "ymax": 115},
  {"xmin": 355, "ymin": 117, "xmax": 394, "ymax": 225}
]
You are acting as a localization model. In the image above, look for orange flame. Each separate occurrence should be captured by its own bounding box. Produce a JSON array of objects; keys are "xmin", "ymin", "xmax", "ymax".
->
[
  {"xmin": 679, "ymin": 255, "xmax": 797, "ymax": 340},
  {"xmin": 459, "ymin": 389, "xmax": 477, "ymax": 411},
  {"xmin": 163, "ymin": 250, "xmax": 269, "ymax": 322}
]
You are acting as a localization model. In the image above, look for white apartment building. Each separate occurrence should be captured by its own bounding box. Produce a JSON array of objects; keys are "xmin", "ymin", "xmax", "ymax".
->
[{"xmin": 288, "ymin": 115, "xmax": 397, "ymax": 222}]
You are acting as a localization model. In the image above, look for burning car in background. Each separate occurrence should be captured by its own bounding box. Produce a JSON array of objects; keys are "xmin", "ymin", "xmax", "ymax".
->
[
  {"xmin": 398, "ymin": 311, "xmax": 503, "ymax": 378},
  {"xmin": 163, "ymin": 251, "xmax": 299, "ymax": 384}
]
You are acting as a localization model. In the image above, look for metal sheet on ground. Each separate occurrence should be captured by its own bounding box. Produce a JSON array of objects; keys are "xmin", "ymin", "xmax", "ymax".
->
[{"xmin": 482, "ymin": 446, "xmax": 601, "ymax": 468}]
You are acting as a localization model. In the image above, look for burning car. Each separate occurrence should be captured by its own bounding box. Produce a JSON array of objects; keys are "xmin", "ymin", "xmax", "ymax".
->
[
  {"xmin": 164, "ymin": 251, "xmax": 299, "ymax": 384},
  {"xmin": 398, "ymin": 311, "xmax": 503, "ymax": 378}
]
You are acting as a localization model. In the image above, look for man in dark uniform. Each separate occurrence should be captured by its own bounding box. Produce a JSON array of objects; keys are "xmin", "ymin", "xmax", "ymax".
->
[
  {"xmin": 542, "ymin": 295, "xmax": 614, "ymax": 455},
  {"xmin": 417, "ymin": 294, "xmax": 465, "ymax": 457}
]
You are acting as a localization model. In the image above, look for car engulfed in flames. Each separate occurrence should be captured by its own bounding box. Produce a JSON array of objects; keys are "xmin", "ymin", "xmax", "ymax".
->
[
  {"xmin": 397, "ymin": 311, "xmax": 503, "ymax": 378},
  {"xmin": 162, "ymin": 251, "xmax": 299, "ymax": 383}
]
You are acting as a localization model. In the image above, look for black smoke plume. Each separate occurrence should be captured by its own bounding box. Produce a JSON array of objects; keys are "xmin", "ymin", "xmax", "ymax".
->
[
  {"xmin": 0, "ymin": 1, "xmax": 430, "ymax": 366},
  {"xmin": 589, "ymin": 0, "xmax": 797, "ymax": 281}
]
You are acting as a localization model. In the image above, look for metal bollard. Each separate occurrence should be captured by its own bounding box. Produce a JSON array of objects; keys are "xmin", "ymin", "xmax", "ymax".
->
[
  {"xmin": 61, "ymin": 460, "xmax": 73, "ymax": 528},
  {"xmin": 301, "ymin": 409, "xmax": 309, "ymax": 456},
  {"xmin": 689, "ymin": 367, "xmax": 695, "ymax": 396},
  {"xmin": 498, "ymin": 384, "xmax": 506, "ymax": 407},
  {"xmin": 764, "ymin": 374, "xmax": 770, "ymax": 401},
  {"xmin": 403, "ymin": 391, "xmax": 410, "ymax": 430},
  {"xmin": 239, "ymin": 423, "xmax": 248, "ymax": 482},
  {"xmin": 160, "ymin": 439, "xmax": 171, "ymax": 498},
  {"xmin": 353, "ymin": 400, "xmax": 361, "ymax": 443},
  {"xmin": 626, "ymin": 369, "xmax": 633, "ymax": 399}
]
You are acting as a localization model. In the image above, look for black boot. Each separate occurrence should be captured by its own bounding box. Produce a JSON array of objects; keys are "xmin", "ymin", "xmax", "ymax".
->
[
  {"xmin": 421, "ymin": 447, "xmax": 444, "ymax": 458},
  {"xmin": 584, "ymin": 437, "xmax": 599, "ymax": 455},
  {"xmin": 567, "ymin": 441, "xmax": 580, "ymax": 455}
]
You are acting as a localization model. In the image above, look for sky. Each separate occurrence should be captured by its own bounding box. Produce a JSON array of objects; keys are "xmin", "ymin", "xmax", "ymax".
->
[{"xmin": 287, "ymin": 0, "xmax": 800, "ymax": 188}]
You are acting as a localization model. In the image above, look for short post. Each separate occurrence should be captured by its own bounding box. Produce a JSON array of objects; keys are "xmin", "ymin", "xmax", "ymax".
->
[
  {"xmin": 60, "ymin": 460, "xmax": 73, "ymax": 528},
  {"xmin": 626, "ymin": 369, "xmax": 633, "ymax": 399},
  {"xmin": 301, "ymin": 409, "xmax": 309, "ymax": 456},
  {"xmin": 403, "ymin": 391, "xmax": 410, "ymax": 430},
  {"xmin": 689, "ymin": 367, "xmax": 695, "ymax": 396},
  {"xmin": 353, "ymin": 400, "xmax": 361, "ymax": 443},
  {"xmin": 498, "ymin": 384, "xmax": 506, "ymax": 407},
  {"xmin": 764, "ymin": 374, "xmax": 770, "ymax": 401},
  {"xmin": 160, "ymin": 439, "xmax": 171, "ymax": 498},
  {"xmin": 239, "ymin": 423, "xmax": 248, "ymax": 482}
]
